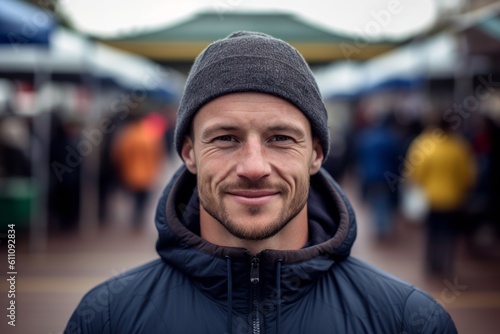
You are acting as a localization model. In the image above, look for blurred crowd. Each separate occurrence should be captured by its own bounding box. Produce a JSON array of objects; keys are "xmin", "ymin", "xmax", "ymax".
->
[
  {"xmin": 1, "ymin": 78, "xmax": 500, "ymax": 280},
  {"xmin": 323, "ymin": 95, "xmax": 500, "ymax": 277},
  {"xmin": 0, "ymin": 102, "xmax": 176, "ymax": 233}
]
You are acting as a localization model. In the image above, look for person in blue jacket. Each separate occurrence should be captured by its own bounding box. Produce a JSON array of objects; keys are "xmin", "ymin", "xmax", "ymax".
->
[
  {"xmin": 65, "ymin": 31, "xmax": 457, "ymax": 334},
  {"xmin": 355, "ymin": 113, "xmax": 401, "ymax": 239}
]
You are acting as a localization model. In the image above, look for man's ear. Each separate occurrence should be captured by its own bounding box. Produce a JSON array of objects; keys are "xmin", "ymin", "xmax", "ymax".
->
[
  {"xmin": 181, "ymin": 136, "xmax": 197, "ymax": 174},
  {"xmin": 309, "ymin": 138, "xmax": 324, "ymax": 175}
]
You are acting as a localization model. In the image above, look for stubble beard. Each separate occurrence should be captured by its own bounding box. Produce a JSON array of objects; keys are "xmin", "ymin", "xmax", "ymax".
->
[{"xmin": 199, "ymin": 178, "xmax": 310, "ymax": 241}]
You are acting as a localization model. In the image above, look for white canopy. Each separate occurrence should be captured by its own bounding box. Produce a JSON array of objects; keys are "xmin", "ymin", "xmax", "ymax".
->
[
  {"xmin": 314, "ymin": 32, "xmax": 461, "ymax": 99},
  {"xmin": 0, "ymin": 27, "xmax": 184, "ymax": 99}
]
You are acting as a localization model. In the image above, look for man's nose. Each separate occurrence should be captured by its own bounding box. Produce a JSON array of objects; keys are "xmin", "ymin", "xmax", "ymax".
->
[{"xmin": 235, "ymin": 138, "xmax": 271, "ymax": 182}]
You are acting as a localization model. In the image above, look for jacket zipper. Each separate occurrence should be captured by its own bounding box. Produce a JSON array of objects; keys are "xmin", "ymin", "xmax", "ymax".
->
[
  {"xmin": 250, "ymin": 257, "xmax": 261, "ymax": 334},
  {"xmin": 250, "ymin": 257, "xmax": 260, "ymax": 284}
]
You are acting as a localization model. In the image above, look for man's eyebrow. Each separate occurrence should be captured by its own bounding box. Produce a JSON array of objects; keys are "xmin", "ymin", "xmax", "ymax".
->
[
  {"xmin": 267, "ymin": 124, "xmax": 307, "ymax": 137},
  {"xmin": 200, "ymin": 123, "xmax": 307, "ymax": 138},
  {"xmin": 201, "ymin": 124, "xmax": 241, "ymax": 138}
]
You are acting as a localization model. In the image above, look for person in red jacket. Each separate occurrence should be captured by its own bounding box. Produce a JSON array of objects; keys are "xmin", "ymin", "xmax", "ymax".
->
[{"xmin": 112, "ymin": 114, "xmax": 166, "ymax": 227}]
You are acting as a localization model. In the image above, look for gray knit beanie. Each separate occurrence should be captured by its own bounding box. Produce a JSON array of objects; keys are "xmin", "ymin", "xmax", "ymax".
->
[{"xmin": 174, "ymin": 31, "xmax": 330, "ymax": 160}]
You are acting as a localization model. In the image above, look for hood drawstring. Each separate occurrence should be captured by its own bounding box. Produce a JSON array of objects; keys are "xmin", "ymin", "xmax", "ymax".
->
[
  {"xmin": 276, "ymin": 260, "xmax": 283, "ymax": 334},
  {"xmin": 225, "ymin": 256, "xmax": 233, "ymax": 334}
]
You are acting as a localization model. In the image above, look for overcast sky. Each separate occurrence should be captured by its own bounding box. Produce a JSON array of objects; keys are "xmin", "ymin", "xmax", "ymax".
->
[{"xmin": 58, "ymin": 0, "xmax": 466, "ymax": 40}]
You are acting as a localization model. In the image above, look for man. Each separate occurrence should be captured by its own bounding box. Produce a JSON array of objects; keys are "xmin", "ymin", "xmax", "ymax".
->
[{"xmin": 66, "ymin": 31, "xmax": 457, "ymax": 333}]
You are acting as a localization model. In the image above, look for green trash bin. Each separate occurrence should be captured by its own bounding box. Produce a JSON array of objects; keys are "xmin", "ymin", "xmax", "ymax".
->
[{"xmin": 0, "ymin": 178, "xmax": 37, "ymax": 232}]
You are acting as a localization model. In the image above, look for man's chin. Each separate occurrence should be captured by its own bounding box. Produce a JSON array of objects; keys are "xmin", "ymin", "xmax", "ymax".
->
[
  {"xmin": 222, "ymin": 217, "xmax": 286, "ymax": 241},
  {"xmin": 227, "ymin": 228, "xmax": 281, "ymax": 242}
]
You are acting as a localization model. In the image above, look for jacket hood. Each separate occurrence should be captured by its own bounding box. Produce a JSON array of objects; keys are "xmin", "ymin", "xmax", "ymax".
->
[{"xmin": 155, "ymin": 166, "xmax": 357, "ymax": 308}]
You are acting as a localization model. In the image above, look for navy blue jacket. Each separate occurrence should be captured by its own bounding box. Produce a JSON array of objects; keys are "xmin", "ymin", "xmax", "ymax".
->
[{"xmin": 65, "ymin": 167, "xmax": 457, "ymax": 333}]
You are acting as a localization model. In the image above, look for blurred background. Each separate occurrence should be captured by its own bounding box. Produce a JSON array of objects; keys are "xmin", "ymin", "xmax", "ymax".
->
[{"xmin": 0, "ymin": 0, "xmax": 500, "ymax": 333}]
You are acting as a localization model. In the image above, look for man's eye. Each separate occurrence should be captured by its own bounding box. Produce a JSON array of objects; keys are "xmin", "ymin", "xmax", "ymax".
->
[
  {"xmin": 271, "ymin": 135, "xmax": 291, "ymax": 142},
  {"xmin": 215, "ymin": 135, "xmax": 234, "ymax": 142}
]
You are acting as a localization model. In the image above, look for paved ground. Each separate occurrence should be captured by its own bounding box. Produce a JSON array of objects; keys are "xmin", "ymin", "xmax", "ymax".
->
[{"xmin": 1, "ymin": 159, "xmax": 500, "ymax": 334}]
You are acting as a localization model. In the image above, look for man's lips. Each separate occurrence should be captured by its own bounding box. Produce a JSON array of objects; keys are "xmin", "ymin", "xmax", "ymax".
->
[{"xmin": 227, "ymin": 190, "xmax": 279, "ymax": 205}]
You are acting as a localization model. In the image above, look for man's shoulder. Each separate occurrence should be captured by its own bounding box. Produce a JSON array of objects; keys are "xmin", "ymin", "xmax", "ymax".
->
[
  {"xmin": 65, "ymin": 259, "xmax": 181, "ymax": 333},
  {"xmin": 332, "ymin": 257, "xmax": 457, "ymax": 333},
  {"xmin": 81, "ymin": 258, "xmax": 177, "ymax": 301},
  {"xmin": 337, "ymin": 256, "xmax": 436, "ymax": 303},
  {"xmin": 336, "ymin": 256, "xmax": 417, "ymax": 294}
]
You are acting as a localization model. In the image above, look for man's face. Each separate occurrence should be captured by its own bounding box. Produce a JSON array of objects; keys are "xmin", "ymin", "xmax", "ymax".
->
[{"xmin": 182, "ymin": 92, "xmax": 323, "ymax": 241}]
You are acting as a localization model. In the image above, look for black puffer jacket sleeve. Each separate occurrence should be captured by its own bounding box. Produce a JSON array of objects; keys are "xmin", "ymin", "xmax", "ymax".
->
[
  {"xmin": 402, "ymin": 289, "xmax": 458, "ymax": 333},
  {"xmin": 64, "ymin": 282, "xmax": 111, "ymax": 334}
]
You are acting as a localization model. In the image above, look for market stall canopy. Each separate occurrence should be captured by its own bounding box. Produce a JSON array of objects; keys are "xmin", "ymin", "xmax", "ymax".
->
[
  {"xmin": 314, "ymin": 62, "xmax": 365, "ymax": 99},
  {"xmin": 0, "ymin": 0, "xmax": 55, "ymax": 46},
  {"xmin": 315, "ymin": 32, "xmax": 460, "ymax": 99},
  {"xmin": 101, "ymin": 11, "xmax": 400, "ymax": 65},
  {"xmin": 0, "ymin": 27, "xmax": 185, "ymax": 102},
  {"xmin": 362, "ymin": 33, "xmax": 459, "ymax": 92},
  {"xmin": 457, "ymin": 2, "xmax": 500, "ymax": 70},
  {"xmin": 55, "ymin": 29, "xmax": 185, "ymax": 101},
  {"xmin": 0, "ymin": 0, "xmax": 184, "ymax": 102},
  {"xmin": 314, "ymin": 2, "xmax": 500, "ymax": 101}
]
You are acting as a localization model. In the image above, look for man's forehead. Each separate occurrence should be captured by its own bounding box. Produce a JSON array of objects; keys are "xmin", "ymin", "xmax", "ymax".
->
[{"xmin": 194, "ymin": 92, "xmax": 310, "ymax": 127}]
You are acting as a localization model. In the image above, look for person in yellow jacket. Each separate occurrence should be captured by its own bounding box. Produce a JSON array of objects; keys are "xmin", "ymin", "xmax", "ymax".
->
[{"xmin": 405, "ymin": 119, "xmax": 476, "ymax": 276}]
